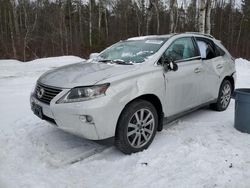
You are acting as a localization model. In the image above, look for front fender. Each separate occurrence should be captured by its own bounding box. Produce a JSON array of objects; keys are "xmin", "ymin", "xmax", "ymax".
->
[{"xmin": 106, "ymin": 67, "xmax": 166, "ymax": 131}]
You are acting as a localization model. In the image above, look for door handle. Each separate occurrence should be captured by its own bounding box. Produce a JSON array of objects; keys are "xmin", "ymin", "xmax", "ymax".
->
[
  {"xmin": 194, "ymin": 67, "xmax": 201, "ymax": 73},
  {"xmin": 216, "ymin": 64, "xmax": 223, "ymax": 69}
]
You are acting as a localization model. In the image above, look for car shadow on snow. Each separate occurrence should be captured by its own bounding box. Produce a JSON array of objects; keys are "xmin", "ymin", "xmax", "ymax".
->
[
  {"xmin": 28, "ymin": 123, "xmax": 116, "ymax": 167},
  {"xmin": 28, "ymin": 104, "xmax": 233, "ymax": 168},
  {"xmin": 163, "ymin": 103, "xmax": 234, "ymax": 130}
]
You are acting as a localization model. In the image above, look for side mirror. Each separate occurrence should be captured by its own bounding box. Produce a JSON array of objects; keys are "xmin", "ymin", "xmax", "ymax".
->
[
  {"xmin": 89, "ymin": 53, "xmax": 100, "ymax": 59},
  {"xmin": 168, "ymin": 61, "xmax": 178, "ymax": 71},
  {"xmin": 161, "ymin": 57, "xmax": 178, "ymax": 72}
]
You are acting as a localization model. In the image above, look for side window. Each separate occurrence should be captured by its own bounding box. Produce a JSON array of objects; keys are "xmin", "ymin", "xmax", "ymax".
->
[
  {"xmin": 196, "ymin": 38, "xmax": 215, "ymax": 60},
  {"xmin": 196, "ymin": 38, "xmax": 225, "ymax": 60},
  {"xmin": 196, "ymin": 41, "xmax": 207, "ymax": 59},
  {"xmin": 164, "ymin": 37, "xmax": 199, "ymax": 62},
  {"xmin": 214, "ymin": 44, "xmax": 226, "ymax": 56}
]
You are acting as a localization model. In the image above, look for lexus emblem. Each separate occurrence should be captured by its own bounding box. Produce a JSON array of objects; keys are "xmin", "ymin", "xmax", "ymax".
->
[{"xmin": 37, "ymin": 88, "xmax": 45, "ymax": 99}]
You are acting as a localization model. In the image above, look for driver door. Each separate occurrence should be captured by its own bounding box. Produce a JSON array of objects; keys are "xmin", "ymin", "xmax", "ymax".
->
[{"xmin": 163, "ymin": 37, "xmax": 203, "ymax": 116}]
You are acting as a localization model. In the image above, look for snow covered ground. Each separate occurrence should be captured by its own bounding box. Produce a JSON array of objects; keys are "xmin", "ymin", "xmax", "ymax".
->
[{"xmin": 0, "ymin": 56, "xmax": 250, "ymax": 188}]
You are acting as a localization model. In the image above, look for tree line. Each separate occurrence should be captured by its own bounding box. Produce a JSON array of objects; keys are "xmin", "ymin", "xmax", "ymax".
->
[{"xmin": 0, "ymin": 0, "xmax": 250, "ymax": 61}]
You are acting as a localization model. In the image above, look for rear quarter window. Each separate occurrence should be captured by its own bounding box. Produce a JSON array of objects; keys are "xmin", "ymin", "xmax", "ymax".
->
[{"xmin": 214, "ymin": 44, "xmax": 225, "ymax": 57}]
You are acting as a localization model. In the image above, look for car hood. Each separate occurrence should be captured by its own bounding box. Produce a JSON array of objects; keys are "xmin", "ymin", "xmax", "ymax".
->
[{"xmin": 38, "ymin": 62, "xmax": 139, "ymax": 88}]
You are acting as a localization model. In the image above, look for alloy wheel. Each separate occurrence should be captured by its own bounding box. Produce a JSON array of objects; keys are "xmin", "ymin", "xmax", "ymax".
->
[
  {"xmin": 127, "ymin": 108, "xmax": 155, "ymax": 148},
  {"xmin": 220, "ymin": 83, "xmax": 231, "ymax": 109}
]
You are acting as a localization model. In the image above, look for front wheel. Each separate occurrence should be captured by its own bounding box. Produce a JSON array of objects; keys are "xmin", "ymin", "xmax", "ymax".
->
[
  {"xmin": 115, "ymin": 99, "xmax": 158, "ymax": 154},
  {"xmin": 211, "ymin": 80, "xmax": 232, "ymax": 111}
]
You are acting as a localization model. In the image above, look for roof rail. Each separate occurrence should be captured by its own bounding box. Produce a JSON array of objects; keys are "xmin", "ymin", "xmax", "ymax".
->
[{"xmin": 184, "ymin": 32, "xmax": 214, "ymax": 39}]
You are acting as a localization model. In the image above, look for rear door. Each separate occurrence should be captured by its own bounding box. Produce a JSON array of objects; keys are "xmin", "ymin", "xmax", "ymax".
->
[
  {"xmin": 195, "ymin": 37, "xmax": 226, "ymax": 103},
  {"xmin": 163, "ymin": 37, "xmax": 203, "ymax": 116}
]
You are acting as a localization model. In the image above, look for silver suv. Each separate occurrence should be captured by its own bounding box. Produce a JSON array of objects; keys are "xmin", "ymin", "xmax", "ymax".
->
[{"xmin": 30, "ymin": 33, "xmax": 236, "ymax": 154}]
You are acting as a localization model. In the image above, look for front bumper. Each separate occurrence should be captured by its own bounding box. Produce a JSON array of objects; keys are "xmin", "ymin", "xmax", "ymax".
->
[{"xmin": 30, "ymin": 90, "xmax": 123, "ymax": 140}]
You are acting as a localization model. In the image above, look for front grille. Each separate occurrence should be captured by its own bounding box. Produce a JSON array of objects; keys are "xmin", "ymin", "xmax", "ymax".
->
[{"xmin": 35, "ymin": 83, "xmax": 62, "ymax": 104}]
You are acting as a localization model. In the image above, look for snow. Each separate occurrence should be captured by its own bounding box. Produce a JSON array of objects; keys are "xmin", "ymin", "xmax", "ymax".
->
[{"xmin": 0, "ymin": 56, "xmax": 250, "ymax": 188}]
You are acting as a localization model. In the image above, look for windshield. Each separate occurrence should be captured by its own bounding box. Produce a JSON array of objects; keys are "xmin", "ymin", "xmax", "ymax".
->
[{"xmin": 97, "ymin": 38, "xmax": 168, "ymax": 64}]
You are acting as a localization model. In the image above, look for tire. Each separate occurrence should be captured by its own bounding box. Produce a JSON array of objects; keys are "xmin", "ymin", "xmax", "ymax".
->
[
  {"xmin": 115, "ymin": 99, "xmax": 158, "ymax": 154},
  {"xmin": 210, "ymin": 80, "xmax": 232, "ymax": 111}
]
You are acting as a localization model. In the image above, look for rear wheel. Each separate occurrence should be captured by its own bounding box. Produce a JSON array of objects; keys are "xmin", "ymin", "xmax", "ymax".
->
[
  {"xmin": 115, "ymin": 99, "xmax": 158, "ymax": 154},
  {"xmin": 211, "ymin": 80, "xmax": 232, "ymax": 111}
]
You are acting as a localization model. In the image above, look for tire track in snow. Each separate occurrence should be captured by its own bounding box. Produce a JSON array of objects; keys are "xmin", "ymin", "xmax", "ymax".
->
[{"xmin": 25, "ymin": 122, "xmax": 110, "ymax": 167}]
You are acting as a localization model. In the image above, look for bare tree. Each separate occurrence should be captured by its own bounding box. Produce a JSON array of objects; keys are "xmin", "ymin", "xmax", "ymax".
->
[
  {"xmin": 146, "ymin": 0, "xmax": 153, "ymax": 35},
  {"xmin": 0, "ymin": 0, "xmax": 250, "ymax": 60},
  {"xmin": 104, "ymin": 8, "xmax": 109, "ymax": 38},
  {"xmin": 198, "ymin": 0, "xmax": 206, "ymax": 33},
  {"xmin": 150, "ymin": 0, "xmax": 160, "ymax": 34},
  {"xmin": 10, "ymin": 0, "xmax": 20, "ymax": 58},
  {"xmin": 198, "ymin": 0, "xmax": 212, "ymax": 34},
  {"xmin": 98, "ymin": 1, "xmax": 102, "ymax": 40},
  {"xmin": 236, "ymin": 15, "xmax": 244, "ymax": 54},
  {"xmin": 89, "ymin": 0, "xmax": 92, "ymax": 47},
  {"xmin": 205, "ymin": 0, "xmax": 212, "ymax": 34},
  {"xmin": 22, "ymin": 2, "xmax": 38, "ymax": 61},
  {"xmin": 170, "ymin": 0, "xmax": 178, "ymax": 33},
  {"xmin": 134, "ymin": 1, "xmax": 143, "ymax": 36},
  {"xmin": 8, "ymin": 10, "xmax": 16, "ymax": 58}
]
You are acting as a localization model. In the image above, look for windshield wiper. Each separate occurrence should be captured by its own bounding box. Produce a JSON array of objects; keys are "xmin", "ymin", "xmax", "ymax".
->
[
  {"xmin": 98, "ymin": 59, "xmax": 133, "ymax": 65},
  {"xmin": 98, "ymin": 59, "xmax": 112, "ymax": 63},
  {"xmin": 112, "ymin": 59, "xmax": 133, "ymax": 65}
]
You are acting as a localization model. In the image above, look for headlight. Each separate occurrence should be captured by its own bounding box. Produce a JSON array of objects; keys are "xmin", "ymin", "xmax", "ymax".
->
[{"xmin": 57, "ymin": 83, "xmax": 110, "ymax": 103}]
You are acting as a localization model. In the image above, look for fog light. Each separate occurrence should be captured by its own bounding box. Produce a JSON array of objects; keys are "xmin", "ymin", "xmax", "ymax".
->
[
  {"xmin": 86, "ymin": 115, "xmax": 94, "ymax": 123},
  {"xmin": 79, "ymin": 115, "xmax": 94, "ymax": 124}
]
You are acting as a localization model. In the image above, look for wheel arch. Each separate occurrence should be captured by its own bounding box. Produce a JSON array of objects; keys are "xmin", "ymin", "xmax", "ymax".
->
[
  {"xmin": 115, "ymin": 94, "xmax": 164, "ymax": 137},
  {"xmin": 223, "ymin": 75, "xmax": 235, "ymax": 91},
  {"xmin": 211, "ymin": 75, "xmax": 235, "ymax": 111}
]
